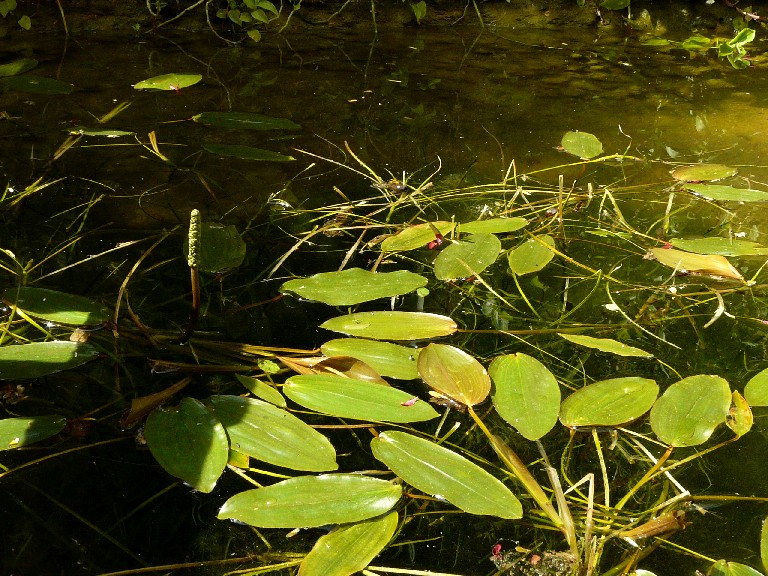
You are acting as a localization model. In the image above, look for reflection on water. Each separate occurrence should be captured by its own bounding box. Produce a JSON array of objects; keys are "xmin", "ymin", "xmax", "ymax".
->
[{"xmin": 2, "ymin": 7, "xmax": 768, "ymax": 574}]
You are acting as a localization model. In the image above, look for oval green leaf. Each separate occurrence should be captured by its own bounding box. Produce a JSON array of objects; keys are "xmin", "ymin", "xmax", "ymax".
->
[
  {"xmin": 0, "ymin": 58, "xmax": 38, "ymax": 77},
  {"xmin": 671, "ymin": 164, "xmax": 737, "ymax": 182},
  {"xmin": 380, "ymin": 222, "xmax": 455, "ymax": 252},
  {"xmin": 0, "ymin": 341, "xmax": 99, "ymax": 380},
  {"xmin": 434, "ymin": 233, "xmax": 501, "ymax": 281},
  {"xmin": 649, "ymin": 375, "xmax": 731, "ymax": 447},
  {"xmin": 7, "ymin": 287, "xmax": 110, "ymax": 325},
  {"xmin": 0, "ymin": 75, "xmax": 73, "ymax": 94},
  {"xmin": 0, "ymin": 415, "xmax": 67, "ymax": 450},
  {"xmin": 201, "ymin": 143, "xmax": 294, "ymax": 162},
  {"xmin": 145, "ymin": 398, "xmax": 229, "ymax": 493},
  {"xmin": 192, "ymin": 111, "xmax": 300, "ymax": 130},
  {"xmin": 685, "ymin": 184, "xmax": 768, "ymax": 202},
  {"xmin": 184, "ymin": 223, "xmax": 246, "ymax": 273},
  {"xmin": 217, "ymin": 474, "xmax": 401, "ymax": 528},
  {"xmin": 284, "ymin": 374, "xmax": 438, "ymax": 423},
  {"xmin": 560, "ymin": 377, "xmax": 658, "ymax": 428},
  {"xmin": 371, "ymin": 431, "xmax": 522, "ymax": 519},
  {"xmin": 208, "ymin": 395, "xmax": 337, "ymax": 471},
  {"xmin": 299, "ymin": 512, "xmax": 398, "ymax": 576},
  {"xmin": 709, "ymin": 560, "xmax": 764, "ymax": 576},
  {"xmin": 235, "ymin": 374, "xmax": 287, "ymax": 407},
  {"xmin": 508, "ymin": 235, "xmax": 556, "ymax": 275},
  {"xmin": 649, "ymin": 247, "xmax": 743, "ymax": 281},
  {"xmin": 745, "ymin": 367, "xmax": 768, "ymax": 406},
  {"xmin": 489, "ymin": 353, "xmax": 560, "ymax": 440},
  {"xmin": 133, "ymin": 73, "xmax": 201, "ymax": 90},
  {"xmin": 670, "ymin": 237, "xmax": 768, "ymax": 257},
  {"xmin": 561, "ymin": 131, "xmax": 603, "ymax": 159},
  {"xmin": 320, "ymin": 311, "xmax": 457, "ymax": 341},
  {"xmin": 727, "ymin": 390, "xmax": 752, "ymax": 438},
  {"xmin": 559, "ymin": 333, "xmax": 653, "ymax": 358},
  {"xmin": 418, "ymin": 343, "xmax": 490, "ymax": 406},
  {"xmin": 321, "ymin": 339, "xmax": 420, "ymax": 380},
  {"xmin": 457, "ymin": 217, "xmax": 528, "ymax": 235},
  {"xmin": 281, "ymin": 268, "xmax": 427, "ymax": 306}
]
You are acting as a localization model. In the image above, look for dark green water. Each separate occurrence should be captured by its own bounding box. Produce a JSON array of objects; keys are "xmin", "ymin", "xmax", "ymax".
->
[{"xmin": 3, "ymin": 4, "xmax": 768, "ymax": 575}]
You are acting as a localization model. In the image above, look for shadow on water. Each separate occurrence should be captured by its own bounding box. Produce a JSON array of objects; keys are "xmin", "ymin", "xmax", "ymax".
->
[{"xmin": 3, "ymin": 2, "xmax": 768, "ymax": 574}]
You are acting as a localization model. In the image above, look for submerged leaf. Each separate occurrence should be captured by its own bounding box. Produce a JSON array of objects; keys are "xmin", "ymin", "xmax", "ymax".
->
[
  {"xmin": 649, "ymin": 375, "xmax": 731, "ymax": 447},
  {"xmin": 418, "ymin": 343, "xmax": 490, "ymax": 406},
  {"xmin": 559, "ymin": 333, "xmax": 653, "ymax": 358},
  {"xmin": 649, "ymin": 247, "xmax": 743, "ymax": 281},
  {"xmin": 145, "ymin": 398, "xmax": 229, "ymax": 493},
  {"xmin": 299, "ymin": 512, "xmax": 398, "ymax": 576},
  {"xmin": 0, "ymin": 75, "xmax": 73, "ymax": 94},
  {"xmin": 489, "ymin": 353, "xmax": 560, "ymax": 440},
  {"xmin": 0, "ymin": 415, "xmax": 67, "ymax": 450},
  {"xmin": 560, "ymin": 131, "xmax": 603, "ymax": 159},
  {"xmin": 133, "ymin": 73, "xmax": 202, "ymax": 90},
  {"xmin": 321, "ymin": 339, "xmax": 420, "ymax": 380},
  {"xmin": 281, "ymin": 268, "xmax": 427, "ymax": 306},
  {"xmin": 508, "ymin": 235, "xmax": 556, "ymax": 275},
  {"xmin": 193, "ymin": 111, "xmax": 300, "ymax": 130},
  {"xmin": 217, "ymin": 474, "xmax": 401, "ymax": 528},
  {"xmin": 0, "ymin": 341, "xmax": 99, "ymax": 380},
  {"xmin": 685, "ymin": 184, "xmax": 768, "ymax": 203},
  {"xmin": 371, "ymin": 431, "xmax": 522, "ymax": 519},
  {"xmin": 208, "ymin": 395, "xmax": 337, "ymax": 471},
  {"xmin": 184, "ymin": 223, "xmax": 246, "ymax": 273},
  {"xmin": 434, "ymin": 233, "xmax": 501, "ymax": 280},
  {"xmin": 0, "ymin": 58, "xmax": 37, "ymax": 77},
  {"xmin": 560, "ymin": 377, "xmax": 658, "ymax": 428},
  {"xmin": 201, "ymin": 143, "xmax": 294, "ymax": 161},
  {"xmin": 671, "ymin": 164, "xmax": 737, "ymax": 182},
  {"xmin": 284, "ymin": 374, "xmax": 438, "ymax": 423},
  {"xmin": 320, "ymin": 311, "xmax": 457, "ymax": 341}
]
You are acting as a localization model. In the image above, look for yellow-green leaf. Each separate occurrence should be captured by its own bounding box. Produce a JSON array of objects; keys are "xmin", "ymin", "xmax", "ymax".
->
[
  {"xmin": 559, "ymin": 333, "xmax": 653, "ymax": 358},
  {"xmin": 649, "ymin": 247, "xmax": 743, "ymax": 281},
  {"xmin": 560, "ymin": 377, "xmax": 658, "ymax": 428},
  {"xmin": 380, "ymin": 222, "xmax": 454, "ymax": 252},
  {"xmin": 320, "ymin": 311, "xmax": 457, "ymax": 341},
  {"xmin": 134, "ymin": 73, "xmax": 202, "ymax": 90},
  {"xmin": 508, "ymin": 235, "xmax": 555, "ymax": 275},
  {"xmin": 321, "ymin": 339, "xmax": 420, "ymax": 380},
  {"xmin": 418, "ymin": 343, "xmax": 490, "ymax": 406}
]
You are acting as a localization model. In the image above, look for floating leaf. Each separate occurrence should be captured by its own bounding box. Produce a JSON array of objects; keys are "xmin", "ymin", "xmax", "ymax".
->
[
  {"xmin": 145, "ymin": 398, "xmax": 229, "ymax": 493},
  {"xmin": 761, "ymin": 516, "xmax": 768, "ymax": 575},
  {"xmin": 281, "ymin": 268, "xmax": 427, "ymax": 306},
  {"xmin": 217, "ymin": 474, "xmax": 401, "ymax": 528},
  {"xmin": 133, "ymin": 73, "xmax": 202, "ymax": 90},
  {"xmin": 207, "ymin": 395, "xmax": 337, "ymax": 471},
  {"xmin": 560, "ymin": 131, "xmax": 603, "ymax": 159},
  {"xmin": 321, "ymin": 339, "xmax": 420, "ymax": 380},
  {"xmin": 649, "ymin": 247, "xmax": 743, "ymax": 281},
  {"xmin": 201, "ymin": 143, "xmax": 294, "ymax": 162},
  {"xmin": 489, "ymin": 353, "xmax": 560, "ymax": 440},
  {"xmin": 685, "ymin": 184, "xmax": 768, "ymax": 203},
  {"xmin": 671, "ymin": 164, "xmax": 737, "ymax": 182},
  {"xmin": 320, "ymin": 311, "xmax": 457, "ymax": 341},
  {"xmin": 0, "ymin": 341, "xmax": 99, "ymax": 380},
  {"xmin": 68, "ymin": 127, "xmax": 135, "ymax": 137},
  {"xmin": 184, "ymin": 223, "xmax": 246, "ymax": 273},
  {"xmin": 649, "ymin": 375, "xmax": 731, "ymax": 447},
  {"xmin": 559, "ymin": 333, "xmax": 653, "ymax": 358},
  {"xmin": 727, "ymin": 390, "xmax": 752, "ymax": 438},
  {"xmin": 193, "ymin": 111, "xmax": 300, "ymax": 130},
  {"xmin": 745, "ymin": 367, "xmax": 768, "ymax": 407},
  {"xmin": 0, "ymin": 58, "xmax": 37, "ymax": 77},
  {"xmin": 457, "ymin": 217, "xmax": 528, "ymax": 235},
  {"xmin": 299, "ymin": 512, "xmax": 398, "ymax": 576},
  {"xmin": 434, "ymin": 233, "xmax": 501, "ymax": 280},
  {"xmin": 0, "ymin": 415, "xmax": 67, "ymax": 450},
  {"xmin": 371, "ymin": 431, "xmax": 522, "ymax": 519},
  {"xmin": 709, "ymin": 560, "xmax": 764, "ymax": 576},
  {"xmin": 235, "ymin": 374, "xmax": 287, "ymax": 407},
  {"xmin": 560, "ymin": 377, "xmax": 658, "ymax": 428},
  {"xmin": 0, "ymin": 75, "xmax": 73, "ymax": 94},
  {"xmin": 380, "ymin": 222, "xmax": 455, "ymax": 252},
  {"xmin": 670, "ymin": 237, "xmax": 768, "ymax": 257},
  {"xmin": 6, "ymin": 287, "xmax": 110, "ymax": 325},
  {"xmin": 508, "ymin": 235, "xmax": 556, "ymax": 275},
  {"xmin": 284, "ymin": 374, "xmax": 438, "ymax": 423},
  {"xmin": 418, "ymin": 343, "xmax": 490, "ymax": 406}
]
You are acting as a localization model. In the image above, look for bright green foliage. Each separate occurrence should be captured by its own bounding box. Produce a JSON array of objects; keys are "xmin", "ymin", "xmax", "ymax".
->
[
  {"xmin": 0, "ymin": 415, "xmax": 67, "ymax": 450},
  {"xmin": 671, "ymin": 164, "xmax": 737, "ymax": 182},
  {"xmin": 321, "ymin": 338, "xmax": 420, "ymax": 379},
  {"xmin": 6, "ymin": 287, "xmax": 110, "ymax": 325},
  {"xmin": 371, "ymin": 431, "xmax": 522, "ymax": 519},
  {"xmin": 559, "ymin": 334, "xmax": 653, "ymax": 358},
  {"xmin": 320, "ymin": 311, "xmax": 457, "ymax": 340},
  {"xmin": 418, "ymin": 343, "xmax": 490, "ymax": 406},
  {"xmin": 133, "ymin": 73, "xmax": 202, "ymax": 90},
  {"xmin": 685, "ymin": 184, "xmax": 768, "ymax": 202},
  {"xmin": 433, "ymin": 233, "xmax": 501, "ymax": 280},
  {"xmin": 508, "ymin": 234, "xmax": 555, "ymax": 275},
  {"xmin": 560, "ymin": 377, "xmax": 658, "ymax": 428}
]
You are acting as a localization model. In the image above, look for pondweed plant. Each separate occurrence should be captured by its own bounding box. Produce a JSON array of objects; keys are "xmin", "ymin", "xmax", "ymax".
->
[{"xmin": 5, "ymin": 130, "xmax": 768, "ymax": 576}]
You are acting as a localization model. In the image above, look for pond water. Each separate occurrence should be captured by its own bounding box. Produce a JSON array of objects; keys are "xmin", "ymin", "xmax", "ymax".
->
[{"xmin": 3, "ymin": 3, "xmax": 768, "ymax": 575}]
